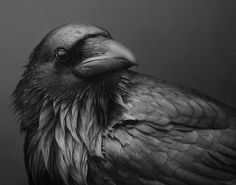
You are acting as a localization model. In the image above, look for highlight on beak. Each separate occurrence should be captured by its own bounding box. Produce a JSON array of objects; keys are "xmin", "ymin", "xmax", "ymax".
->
[{"xmin": 75, "ymin": 40, "xmax": 137, "ymax": 77}]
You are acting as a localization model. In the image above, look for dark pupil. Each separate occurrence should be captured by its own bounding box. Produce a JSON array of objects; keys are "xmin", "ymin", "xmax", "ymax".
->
[{"xmin": 56, "ymin": 49, "xmax": 68, "ymax": 62}]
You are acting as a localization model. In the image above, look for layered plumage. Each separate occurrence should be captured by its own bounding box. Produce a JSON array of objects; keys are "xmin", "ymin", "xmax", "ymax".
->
[{"xmin": 13, "ymin": 24, "xmax": 236, "ymax": 185}]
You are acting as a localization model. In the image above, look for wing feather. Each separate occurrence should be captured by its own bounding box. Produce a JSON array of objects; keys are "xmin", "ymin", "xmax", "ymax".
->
[
  {"xmin": 102, "ymin": 74, "xmax": 236, "ymax": 185},
  {"xmin": 103, "ymin": 122, "xmax": 236, "ymax": 185}
]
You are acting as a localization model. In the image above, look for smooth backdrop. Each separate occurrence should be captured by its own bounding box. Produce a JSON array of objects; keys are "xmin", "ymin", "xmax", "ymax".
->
[{"xmin": 1, "ymin": 1, "xmax": 236, "ymax": 184}]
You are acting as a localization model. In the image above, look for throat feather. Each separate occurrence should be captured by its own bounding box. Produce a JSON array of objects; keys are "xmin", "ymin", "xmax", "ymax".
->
[{"xmin": 35, "ymin": 95, "xmax": 107, "ymax": 184}]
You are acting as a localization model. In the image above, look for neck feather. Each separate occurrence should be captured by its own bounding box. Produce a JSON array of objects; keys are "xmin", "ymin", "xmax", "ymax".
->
[
  {"xmin": 35, "ymin": 96, "xmax": 105, "ymax": 184},
  {"xmin": 23, "ymin": 70, "xmax": 134, "ymax": 185}
]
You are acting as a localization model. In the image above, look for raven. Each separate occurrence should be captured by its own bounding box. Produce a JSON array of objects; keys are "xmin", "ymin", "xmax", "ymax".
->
[{"xmin": 13, "ymin": 24, "xmax": 236, "ymax": 185}]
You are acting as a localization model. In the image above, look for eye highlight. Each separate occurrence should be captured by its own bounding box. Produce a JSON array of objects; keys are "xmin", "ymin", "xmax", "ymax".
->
[{"xmin": 55, "ymin": 48, "xmax": 69, "ymax": 64}]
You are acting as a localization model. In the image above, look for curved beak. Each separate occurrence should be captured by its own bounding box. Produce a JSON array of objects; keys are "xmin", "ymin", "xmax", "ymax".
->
[{"xmin": 75, "ymin": 40, "xmax": 137, "ymax": 77}]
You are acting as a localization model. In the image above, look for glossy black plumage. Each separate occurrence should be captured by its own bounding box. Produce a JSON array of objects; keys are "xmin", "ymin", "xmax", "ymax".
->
[
  {"xmin": 100, "ymin": 72, "xmax": 236, "ymax": 185},
  {"xmin": 13, "ymin": 24, "xmax": 236, "ymax": 185}
]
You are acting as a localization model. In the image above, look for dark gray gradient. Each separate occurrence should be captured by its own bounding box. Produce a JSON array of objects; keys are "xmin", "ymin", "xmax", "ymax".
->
[{"xmin": 1, "ymin": 1, "xmax": 236, "ymax": 184}]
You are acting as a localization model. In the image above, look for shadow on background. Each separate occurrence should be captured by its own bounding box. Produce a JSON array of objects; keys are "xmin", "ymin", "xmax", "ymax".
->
[{"xmin": 1, "ymin": 0, "xmax": 236, "ymax": 184}]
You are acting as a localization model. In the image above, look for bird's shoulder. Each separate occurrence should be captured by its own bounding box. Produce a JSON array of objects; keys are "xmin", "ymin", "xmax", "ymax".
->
[{"xmin": 122, "ymin": 71, "xmax": 236, "ymax": 129}]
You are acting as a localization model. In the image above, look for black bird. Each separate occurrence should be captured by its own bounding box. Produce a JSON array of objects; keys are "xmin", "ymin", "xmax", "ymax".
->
[{"xmin": 13, "ymin": 24, "xmax": 236, "ymax": 185}]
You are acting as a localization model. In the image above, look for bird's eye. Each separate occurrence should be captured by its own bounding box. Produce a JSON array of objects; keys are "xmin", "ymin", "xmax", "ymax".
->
[{"xmin": 55, "ymin": 48, "xmax": 69, "ymax": 64}]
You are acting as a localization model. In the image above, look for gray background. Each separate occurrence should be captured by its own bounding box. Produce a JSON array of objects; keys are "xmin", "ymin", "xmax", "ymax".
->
[{"xmin": 1, "ymin": 1, "xmax": 236, "ymax": 184}]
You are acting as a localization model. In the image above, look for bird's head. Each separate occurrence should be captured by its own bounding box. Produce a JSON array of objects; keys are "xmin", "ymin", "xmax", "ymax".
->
[{"xmin": 17, "ymin": 23, "xmax": 136, "ymax": 100}]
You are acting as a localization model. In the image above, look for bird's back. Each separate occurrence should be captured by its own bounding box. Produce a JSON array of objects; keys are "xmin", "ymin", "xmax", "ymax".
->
[{"xmin": 96, "ymin": 71, "xmax": 236, "ymax": 185}]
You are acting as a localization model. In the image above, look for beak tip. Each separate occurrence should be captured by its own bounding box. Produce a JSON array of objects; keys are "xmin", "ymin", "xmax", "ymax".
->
[
  {"xmin": 128, "ymin": 55, "xmax": 138, "ymax": 68},
  {"xmin": 130, "ymin": 55, "xmax": 137, "ymax": 65}
]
